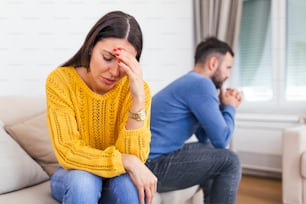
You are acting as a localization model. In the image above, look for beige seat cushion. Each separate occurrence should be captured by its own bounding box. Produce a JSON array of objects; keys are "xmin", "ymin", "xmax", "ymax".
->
[{"xmin": 0, "ymin": 181, "xmax": 59, "ymax": 204}]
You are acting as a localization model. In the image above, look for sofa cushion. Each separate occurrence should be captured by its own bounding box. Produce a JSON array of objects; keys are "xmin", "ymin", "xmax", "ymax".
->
[
  {"xmin": 0, "ymin": 120, "xmax": 49, "ymax": 194},
  {"xmin": 0, "ymin": 96, "xmax": 46, "ymax": 125},
  {"xmin": 5, "ymin": 112, "xmax": 58, "ymax": 176},
  {"xmin": 0, "ymin": 181, "xmax": 59, "ymax": 204},
  {"xmin": 158, "ymin": 186, "xmax": 202, "ymax": 204}
]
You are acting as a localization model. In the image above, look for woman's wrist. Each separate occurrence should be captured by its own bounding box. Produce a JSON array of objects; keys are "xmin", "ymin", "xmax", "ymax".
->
[
  {"xmin": 130, "ymin": 96, "xmax": 145, "ymax": 113},
  {"xmin": 122, "ymin": 154, "xmax": 137, "ymax": 172}
]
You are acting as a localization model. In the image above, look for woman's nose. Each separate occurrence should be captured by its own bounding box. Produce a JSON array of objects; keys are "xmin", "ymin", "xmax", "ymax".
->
[{"xmin": 109, "ymin": 64, "xmax": 120, "ymax": 77}]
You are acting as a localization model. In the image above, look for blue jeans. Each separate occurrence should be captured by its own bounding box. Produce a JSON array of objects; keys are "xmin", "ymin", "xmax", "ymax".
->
[
  {"xmin": 50, "ymin": 167, "xmax": 139, "ymax": 204},
  {"xmin": 145, "ymin": 142, "xmax": 241, "ymax": 204}
]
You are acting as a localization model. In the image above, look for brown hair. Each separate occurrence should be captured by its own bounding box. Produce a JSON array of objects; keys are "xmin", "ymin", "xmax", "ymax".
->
[
  {"xmin": 61, "ymin": 10, "xmax": 143, "ymax": 69},
  {"xmin": 194, "ymin": 36, "xmax": 234, "ymax": 65}
]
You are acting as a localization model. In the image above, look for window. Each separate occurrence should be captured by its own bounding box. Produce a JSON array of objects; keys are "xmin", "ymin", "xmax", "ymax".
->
[
  {"xmin": 286, "ymin": 0, "xmax": 306, "ymax": 101},
  {"xmin": 231, "ymin": 0, "xmax": 306, "ymax": 114}
]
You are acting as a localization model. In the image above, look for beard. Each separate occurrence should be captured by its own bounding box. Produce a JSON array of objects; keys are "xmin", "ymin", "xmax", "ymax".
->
[
  {"xmin": 211, "ymin": 69, "xmax": 225, "ymax": 89},
  {"xmin": 212, "ymin": 76, "xmax": 223, "ymax": 89}
]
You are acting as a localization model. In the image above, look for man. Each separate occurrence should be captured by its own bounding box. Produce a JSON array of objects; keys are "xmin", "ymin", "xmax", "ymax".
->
[{"xmin": 146, "ymin": 37, "xmax": 242, "ymax": 204}]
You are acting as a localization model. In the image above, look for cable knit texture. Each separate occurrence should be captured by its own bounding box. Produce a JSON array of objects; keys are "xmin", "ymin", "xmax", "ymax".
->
[{"xmin": 45, "ymin": 67, "xmax": 151, "ymax": 178}]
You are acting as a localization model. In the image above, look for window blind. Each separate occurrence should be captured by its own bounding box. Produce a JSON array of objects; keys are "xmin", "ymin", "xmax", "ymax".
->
[
  {"xmin": 237, "ymin": 0, "xmax": 272, "ymax": 101},
  {"xmin": 286, "ymin": 0, "xmax": 306, "ymax": 100}
]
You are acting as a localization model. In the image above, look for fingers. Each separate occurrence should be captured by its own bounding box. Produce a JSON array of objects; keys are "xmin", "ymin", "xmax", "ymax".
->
[
  {"xmin": 141, "ymin": 174, "xmax": 157, "ymax": 204},
  {"xmin": 138, "ymin": 188, "xmax": 145, "ymax": 204},
  {"xmin": 145, "ymin": 181, "xmax": 157, "ymax": 204},
  {"xmin": 147, "ymin": 176, "xmax": 157, "ymax": 204},
  {"xmin": 112, "ymin": 48, "xmax": 145, "ymax": 101},
  {"xmin": 138, "ymin": 185, "xmax": 155, "ymax": 204},
  {"xmin": 220, "ymin": 88, "xmax": 243, "ymax": 108},
  {"xmin": 226, "ymin": 88, "xmax": 242, "ymax": 101},
  {"xmin": 145, "ymin": 187, "xmax": 152, "ymax": 204},
  {"xmin": 123, "ymin": 155, "xmax": 157, "ymax": 204},
  {"xmin": 113, "ymin": 48, "xmax": 141, "ymax": 77}
]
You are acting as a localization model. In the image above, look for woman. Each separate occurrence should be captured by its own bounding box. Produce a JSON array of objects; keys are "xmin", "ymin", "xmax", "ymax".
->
[{"xmin": 46, "ymin": 10, "xmax": 157, "ymax": 204}]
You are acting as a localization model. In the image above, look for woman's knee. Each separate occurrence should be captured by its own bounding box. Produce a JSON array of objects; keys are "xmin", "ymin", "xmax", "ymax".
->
[
  {"xmin": 102, "ymin": 174, "xmax": 139, "ymax": 203},
  {"xmin": 64, "ymin": 170, "xmax": 103, "ymax": 198}
]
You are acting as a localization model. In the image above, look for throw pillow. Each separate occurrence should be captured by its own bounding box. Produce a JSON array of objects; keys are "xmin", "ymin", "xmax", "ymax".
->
[
  {"xmin": 0, "ymin": 120, "xmax": 49, "ymax": 194},
  {"xmin": 5, "ymin": 112, "xmax": 58, "ymax": 176}
]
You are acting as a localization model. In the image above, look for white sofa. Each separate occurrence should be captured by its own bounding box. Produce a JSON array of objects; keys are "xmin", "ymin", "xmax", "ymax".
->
[
  {"xmin": 282, "ymin": 124, "xmax": 306, "ymax": 204},
  {"xmin": 0, "ymin": 96, "xmax": 202, "ymax": 204}
]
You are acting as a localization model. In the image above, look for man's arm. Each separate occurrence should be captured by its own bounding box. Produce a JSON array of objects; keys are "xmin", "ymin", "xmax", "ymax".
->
[{"xmin": 191, "ymin": 86, "xmax": 242, "ymax": 148}]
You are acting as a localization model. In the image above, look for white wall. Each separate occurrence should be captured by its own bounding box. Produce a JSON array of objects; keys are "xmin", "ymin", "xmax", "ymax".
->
[
  {"xmin": 0, "ymin": 0, "xmax": 194, "ymax": 96},
  {"xmin": 232, "ymin": 113, "xmax": 301, "ymax": 175}
]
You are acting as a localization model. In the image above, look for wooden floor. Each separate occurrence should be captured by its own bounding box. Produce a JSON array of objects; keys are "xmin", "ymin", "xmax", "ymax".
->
[{"xmin": 236, "ymin": 175, "xmax": 282, "ymax": 204}]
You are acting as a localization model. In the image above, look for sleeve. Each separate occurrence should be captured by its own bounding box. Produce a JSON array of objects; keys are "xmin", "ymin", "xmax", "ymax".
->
[
  {"xmin": 115, "ymin": 81, "xmax": 152, "ymax": 163},
  {"xmin": 187, "ymin": 80, "xmax": 236, "ymax": 148},
  {"xmin": 45, "ymin": 71, "xmax": 125, "ymax": 178}
]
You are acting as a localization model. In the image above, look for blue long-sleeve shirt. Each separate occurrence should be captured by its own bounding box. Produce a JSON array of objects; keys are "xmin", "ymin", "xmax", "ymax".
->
[{"xmin": 149, "ymin": 71, "xmax": 236, "ymax": 159}]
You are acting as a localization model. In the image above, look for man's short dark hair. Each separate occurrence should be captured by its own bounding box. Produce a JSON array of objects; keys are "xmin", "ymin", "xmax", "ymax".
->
[{"xmin": 194, "ymin": 37, "xmax": 234, "ymax": 65}]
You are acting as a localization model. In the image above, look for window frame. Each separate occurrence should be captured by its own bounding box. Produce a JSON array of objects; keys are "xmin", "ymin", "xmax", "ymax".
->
[{"xmin": 230, "ymin": 0, "xmax": 306, "ymax": 115}]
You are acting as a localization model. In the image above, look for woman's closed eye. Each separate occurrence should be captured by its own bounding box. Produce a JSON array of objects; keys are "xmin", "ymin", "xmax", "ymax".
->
[
  {"xmin": 103, "ymin": 54, "xmax": 115, "ymax": 62},
  {"xmin": 102, "ymin": 49, "xmax": 117, "ymax": 62}
]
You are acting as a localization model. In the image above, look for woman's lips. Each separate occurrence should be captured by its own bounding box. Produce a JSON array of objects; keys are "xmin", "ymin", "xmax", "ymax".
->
[{"xmin": 102, "ymin": 76, "xmax": 116, "ymax": 85}]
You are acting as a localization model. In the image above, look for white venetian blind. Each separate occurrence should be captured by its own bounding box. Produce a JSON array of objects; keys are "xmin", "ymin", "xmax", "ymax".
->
[
  {"xmin": 236, "ymin": 0, "xmax": 272, "ymax": 101},
  {"xmin": 286, "ymin": 0, "xmax": 306, "ymax": 101}
]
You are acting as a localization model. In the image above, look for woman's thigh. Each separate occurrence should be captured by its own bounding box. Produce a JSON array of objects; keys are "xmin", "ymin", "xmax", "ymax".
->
[{"xmin": 50, "ymin": 167, "xmax": 103, "ymax": 204}]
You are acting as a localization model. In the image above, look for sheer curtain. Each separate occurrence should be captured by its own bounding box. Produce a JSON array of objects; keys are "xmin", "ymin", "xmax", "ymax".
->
[{"xmin": 193, "ymin": 0, "xmax": 243, "ymax": 51}]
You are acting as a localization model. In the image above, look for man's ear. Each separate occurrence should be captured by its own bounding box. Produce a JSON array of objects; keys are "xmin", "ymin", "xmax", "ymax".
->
[{"xmin": 208, "ymin": 56, "xmax": 219, "ymax": 72}]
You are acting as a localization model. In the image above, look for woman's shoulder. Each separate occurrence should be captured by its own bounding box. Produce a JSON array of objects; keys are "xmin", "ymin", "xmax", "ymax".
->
[
  {"xmin": 46, "ymin": 67, "xmax": 79, "ymax": 88},
  {"xmin": 46, "ymin": 66, "xmax": 79, "ymax": 82},
  {"xmin": 47, "ymin": 66, "xmax": 74, "ymax": 76}
]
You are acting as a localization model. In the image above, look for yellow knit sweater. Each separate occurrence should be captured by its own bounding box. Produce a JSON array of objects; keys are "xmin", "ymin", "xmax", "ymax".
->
[{"xmin": 45, "ymin": 67, "xmax": 152, "ymax": 178}]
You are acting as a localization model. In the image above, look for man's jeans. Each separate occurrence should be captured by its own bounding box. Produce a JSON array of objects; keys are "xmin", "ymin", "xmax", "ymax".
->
[
  {"xmin": 50, "ymin": 167, "xmax": 139, "ymax": 204},
  {"xmin": 146, "ymin": 142, "xmax": 241, "ymax": 204}
]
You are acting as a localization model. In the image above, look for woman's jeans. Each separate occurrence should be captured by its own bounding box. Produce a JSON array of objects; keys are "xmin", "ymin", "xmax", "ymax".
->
[
  {"xmin": 145, "ymin": 142, "xmax": 241, "ymax": 204},
  {"xmin": 50, "ymin": 167, "xmax": 139, "ymax": 204}
]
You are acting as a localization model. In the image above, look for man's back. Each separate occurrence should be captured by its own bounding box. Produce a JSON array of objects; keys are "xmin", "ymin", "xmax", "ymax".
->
[{"xmin": 149, "ymin": 71, "xmax": 230, "ymax": 159}]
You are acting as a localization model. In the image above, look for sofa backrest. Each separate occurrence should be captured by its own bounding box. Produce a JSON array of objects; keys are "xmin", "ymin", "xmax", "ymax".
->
[{"xmin": 0, "ymin": 96, "xmax": 46, "ymax": 125}]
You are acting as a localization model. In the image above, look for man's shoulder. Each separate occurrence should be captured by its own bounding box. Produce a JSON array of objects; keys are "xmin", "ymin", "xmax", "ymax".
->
[
  {"xmin": 167, "ymin": 71, "xmax": 206, "ymax": 86},
  {"xmin": 162, "ymin": 72, "xmax": 212, "ymax": 91},
  {"xmin": 179, "ymin": 71, "xmax": 214, "ymax": 89}
]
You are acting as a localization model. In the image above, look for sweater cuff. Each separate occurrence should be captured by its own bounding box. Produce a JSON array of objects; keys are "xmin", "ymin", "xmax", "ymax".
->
[{"xmin": 223, "ymin": 104, "xmax": 236, "ymax": 116}]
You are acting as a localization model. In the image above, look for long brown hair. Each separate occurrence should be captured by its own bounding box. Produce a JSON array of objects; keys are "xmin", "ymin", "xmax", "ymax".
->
[{"xmin": 61, "ymin": 10, "xmax": 143, "ymax": 69}]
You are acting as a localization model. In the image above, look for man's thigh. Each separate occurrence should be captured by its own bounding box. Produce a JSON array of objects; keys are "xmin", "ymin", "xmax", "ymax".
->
[{"xmin": 146, "ymin": 142, "xmax": 235, "ymax": 192}]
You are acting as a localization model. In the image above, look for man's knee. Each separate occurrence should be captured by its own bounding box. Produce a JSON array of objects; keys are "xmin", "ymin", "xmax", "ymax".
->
[{"xmin": 226, "ymin": 150, "xmax": 241, "ymax": 175}]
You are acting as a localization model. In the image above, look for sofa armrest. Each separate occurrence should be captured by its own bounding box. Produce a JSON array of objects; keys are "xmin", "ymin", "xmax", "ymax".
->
[
  {"xmin": 301, "ymin": 152, "xmax": 306, "ymax": 178},
  {"xmin": 282, "ymin": 125, "xmax": 306, "ymax": 204}
]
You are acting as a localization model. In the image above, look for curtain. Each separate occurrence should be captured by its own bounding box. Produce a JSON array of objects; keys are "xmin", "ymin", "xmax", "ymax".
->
[{"xmin": 193, "ymin": 0, "xmax": 243, "ymax": 51}]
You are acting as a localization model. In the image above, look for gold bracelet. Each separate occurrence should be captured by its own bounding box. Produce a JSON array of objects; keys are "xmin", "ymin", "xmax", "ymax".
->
[{"xmin": 128, "ymin": 109, "xmax": 146, "ymax": 121}]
